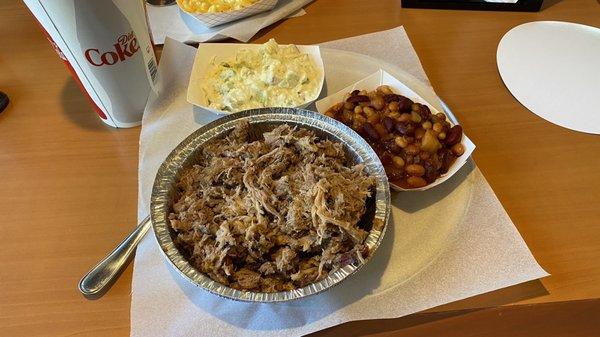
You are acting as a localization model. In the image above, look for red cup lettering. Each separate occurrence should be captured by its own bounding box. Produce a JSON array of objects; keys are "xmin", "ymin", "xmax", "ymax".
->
[
  {"xmin": 101, "ymin": 51, "xmax": 118, "ymax": 65},
  {"xmin": 84, "ymin": 31, "xmax": 140, "ymax": 67}
]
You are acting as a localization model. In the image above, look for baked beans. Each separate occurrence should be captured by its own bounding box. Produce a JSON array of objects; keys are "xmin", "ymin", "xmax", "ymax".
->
[{"xmin": 324, "ymin": 86, "xmax": 465, "ymax": 189}]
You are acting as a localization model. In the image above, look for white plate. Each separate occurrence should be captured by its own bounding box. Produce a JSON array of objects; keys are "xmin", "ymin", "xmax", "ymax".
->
[
  {"xmin": 497, "ymin": 21, "xmax": 600, "ymax": 134},
  {"xmin": 309, "ymin": 49, "xmax": 474, "ymax": 295}
]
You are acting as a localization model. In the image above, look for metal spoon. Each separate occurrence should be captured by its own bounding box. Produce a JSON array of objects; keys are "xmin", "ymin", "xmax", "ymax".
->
[
  {"xmin": 78, "ymin": 216, "xmax": 151, "ymax": 299},
  {"xmin": 145, "ymin": 0, "xmax": 177, "ymax": 6}
]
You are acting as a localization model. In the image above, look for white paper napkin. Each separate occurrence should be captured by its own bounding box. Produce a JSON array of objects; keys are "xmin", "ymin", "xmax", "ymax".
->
[
  {"xmin": 146, "ymin": 0, "xmax": 311, "ymax": 44},
  {"xmin": 131, "ymin": 27, "xmax": 549, "ymax": 337}
]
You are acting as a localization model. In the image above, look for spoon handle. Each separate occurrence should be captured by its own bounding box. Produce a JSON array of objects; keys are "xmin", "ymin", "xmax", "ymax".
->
[{"xmin": 78, "ymin": 216, "xmax": 152, "ymax": 300}]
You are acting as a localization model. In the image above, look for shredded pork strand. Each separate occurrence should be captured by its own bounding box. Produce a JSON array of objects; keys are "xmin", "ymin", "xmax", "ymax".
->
[{"xmin": 169, "ymin": 121, "xmax": 376, "ymax": 292}]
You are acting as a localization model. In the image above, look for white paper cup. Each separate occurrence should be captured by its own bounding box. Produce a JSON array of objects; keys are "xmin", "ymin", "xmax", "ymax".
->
[
  {"xmin": 177, "ymin": 0, "xmax": 278, "ymax": 28},
  {"xmin": 187, "ymin": 42, "xmax": 325, "ymax": 115},
  {"xmin": 315, "ymin": 69, "xmax": 476, "ymax": 192}
]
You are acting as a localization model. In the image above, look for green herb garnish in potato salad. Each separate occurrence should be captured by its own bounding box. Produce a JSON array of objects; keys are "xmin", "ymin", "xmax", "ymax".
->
[{"xmin": 203, "ymin": 39, "xmax": 320, "ymax": 112}]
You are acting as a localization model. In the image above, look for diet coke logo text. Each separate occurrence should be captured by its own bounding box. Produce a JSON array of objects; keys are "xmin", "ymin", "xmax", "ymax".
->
[{"xmin": 84, "ymin": 31, "xmax": 139, "ymax": 66}]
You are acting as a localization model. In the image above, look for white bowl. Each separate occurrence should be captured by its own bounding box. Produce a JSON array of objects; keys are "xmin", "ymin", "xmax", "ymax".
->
[
  {"xmin": 315, "ymin": 69, "xmax": 476, "ymax": 191},
  {"xmin": 187, "ymin": 42, "xmax": 325, "ymax": 115}
]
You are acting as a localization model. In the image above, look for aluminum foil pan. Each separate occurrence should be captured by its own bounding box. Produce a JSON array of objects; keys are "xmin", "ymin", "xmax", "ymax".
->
[{"xmin": 150, "ymin": 108, "xmax": 391, "ymax": 302}]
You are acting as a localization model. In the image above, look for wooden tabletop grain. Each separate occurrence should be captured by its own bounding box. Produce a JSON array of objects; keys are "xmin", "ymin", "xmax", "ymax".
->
[{"xmin": 1, "ymin": 0, "xmax": 599, "ymax": 336}]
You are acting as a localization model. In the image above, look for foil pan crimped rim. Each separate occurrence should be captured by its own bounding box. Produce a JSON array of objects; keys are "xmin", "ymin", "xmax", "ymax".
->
[{"xmin": 150, "ymin": 108, "xmax": 391, "ymax": 302}]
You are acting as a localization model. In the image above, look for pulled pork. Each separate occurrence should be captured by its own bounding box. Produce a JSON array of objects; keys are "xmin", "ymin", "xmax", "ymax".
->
[{"xmin": 169, "ymin": 121, "xmax": 376, "ymax": 292}]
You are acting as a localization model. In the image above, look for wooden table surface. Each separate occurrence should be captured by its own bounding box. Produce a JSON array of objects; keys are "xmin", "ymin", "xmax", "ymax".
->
[{"xmin": 1, "ymin": 0, "xmax": 599, "ymax": 336}]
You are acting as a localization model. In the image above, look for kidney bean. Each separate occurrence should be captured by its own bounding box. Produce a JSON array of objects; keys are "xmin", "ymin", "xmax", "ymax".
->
[
  {"xmin": 383, "ymin": 94, "xmax": 401, "ymax": 103},
  {"xmin": 423, "ymin": 161, "xmax": 437, "ymax": 183},
  {"xmin": 397, "ymin": 97, "xmax": 413, "ymax": 112},
  {"xmin": 346, "ymin": 95, "xmax": 370, "ymax": 104},
  {"xmin": 439, "ymin": 148, "xmax": 454, "ymax": 173},
  {"xmin": 418, "ymin": 104, "xmax": 431, "ymax": 119},
  {"xmin": 395, "ymin": 122, "xmax": 415, "ymax": 136},
  {"xmin": 382, "ymin": 116, "xmax": 395, "ymax": 133},
  {"xmin": 362, "ymin": 122, "xmax": 380, "ymax": 140},
  {"xmin": 445, "ymin": 125, "xmax": 463, "ymax": 146}
]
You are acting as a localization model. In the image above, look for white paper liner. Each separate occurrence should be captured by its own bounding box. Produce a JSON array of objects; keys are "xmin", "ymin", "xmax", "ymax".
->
[
  {"xmin": 131, "ymin": 30, "xmax": 549, "ymax": 337},
  {"xmin": 315, "ymin": 69, "xmax": 476, "ymax": 191}
]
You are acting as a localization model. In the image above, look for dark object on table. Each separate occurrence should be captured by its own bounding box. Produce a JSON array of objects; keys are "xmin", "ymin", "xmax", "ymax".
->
[
  {"xmin": 402, "ymin": 0, "xmax": 544, "ymax": 12},
  {"xmin": 0, "ymin": 91, "xmax": 9, "ymax": 113}
]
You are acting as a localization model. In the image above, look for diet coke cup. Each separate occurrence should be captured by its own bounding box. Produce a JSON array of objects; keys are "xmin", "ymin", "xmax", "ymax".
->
[{"xmin": 24, "ymin": 0, "xmax": 159, "ymax": 128}]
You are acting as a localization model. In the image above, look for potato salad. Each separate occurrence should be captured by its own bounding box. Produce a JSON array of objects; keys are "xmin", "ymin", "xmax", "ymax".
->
[
  {"xmin": 203, "ymin": 39, "xmax": 320, "ymax": 112},
  {"xmin": 178, "ymin": 0, "xmax": 258, "ymax": 13}
]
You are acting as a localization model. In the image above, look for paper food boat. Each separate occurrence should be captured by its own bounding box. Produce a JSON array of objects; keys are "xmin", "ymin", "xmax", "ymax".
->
[
  {"xmin": 316, "ymin": 69, "xmax": 476, "ymax": 192},
  {"xmin": 187, "ymin": 42, "xmax": 324, "ymax": 115},
  {"xmin": 177, "ymin": 0, "xmax": 278, "ymax": 28}
]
